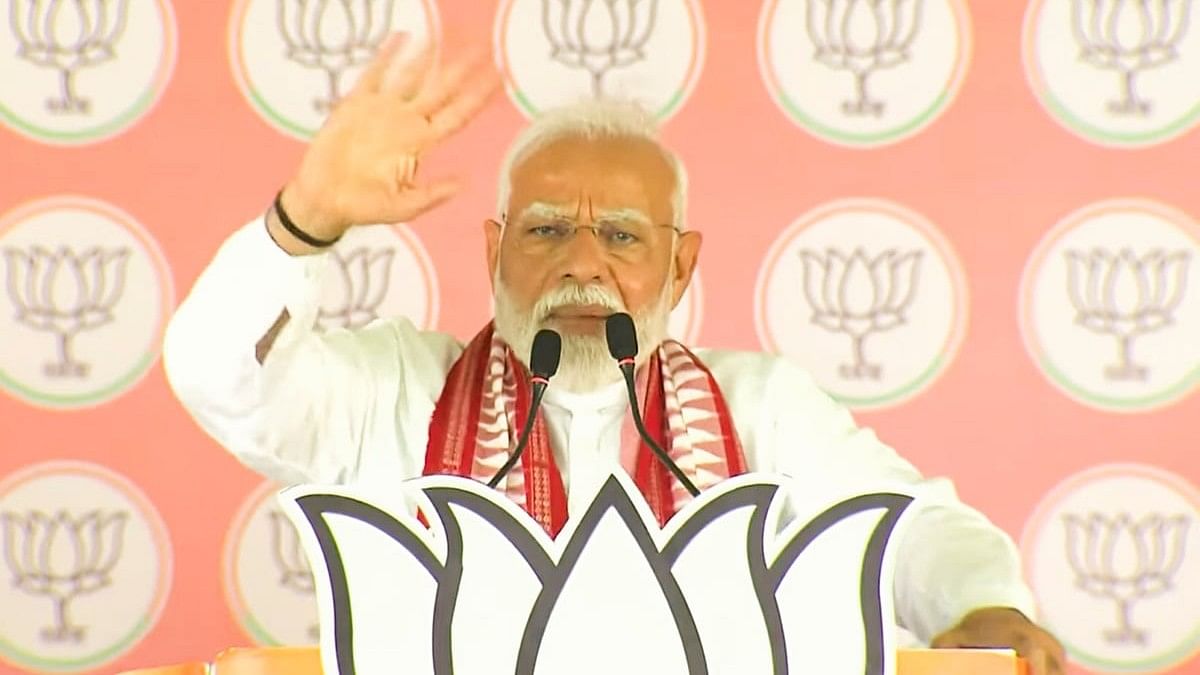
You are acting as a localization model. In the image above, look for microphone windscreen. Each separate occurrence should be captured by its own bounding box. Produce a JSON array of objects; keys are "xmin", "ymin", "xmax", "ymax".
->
[
  {"xmin": 530, "ymin": 329, "xmax": 562, "ymax": 378},
  {"xmin": 605, "ymin": 313, "xmax": 638, "ymax": 361}
]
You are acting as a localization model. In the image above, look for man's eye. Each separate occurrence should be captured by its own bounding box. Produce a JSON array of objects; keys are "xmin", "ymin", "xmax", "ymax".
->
[
  {"xmin": 529, "ymin": 224, "xmax": 567, "ymax": 237},
  {"xmin": 606, "ymin": 229, "xmax": 639, "ymax": 245}
]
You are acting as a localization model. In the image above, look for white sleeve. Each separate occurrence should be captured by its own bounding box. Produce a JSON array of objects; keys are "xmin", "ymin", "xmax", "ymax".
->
[
  {"xmin": 762, "ymin": 361, "xmax": 1037, "ymax": 643},
  {"xmin": 162, "ymin": 216, "xmax": 388, "ymax": 485}
]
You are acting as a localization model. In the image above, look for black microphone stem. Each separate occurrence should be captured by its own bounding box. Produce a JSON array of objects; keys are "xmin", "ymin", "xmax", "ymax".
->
[
  {"xmin": 620, "ymin": 365, "xmax": 700, "ymax": 497},
  {"xmin": 487, "ymin": 382, "xmax": 548, "ymax": 488}
]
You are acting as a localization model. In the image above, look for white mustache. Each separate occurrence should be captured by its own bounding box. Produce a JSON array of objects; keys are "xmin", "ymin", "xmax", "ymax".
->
[{"xmin": 533, "ymin": 284, "xmax": 625, "ymax": 322}]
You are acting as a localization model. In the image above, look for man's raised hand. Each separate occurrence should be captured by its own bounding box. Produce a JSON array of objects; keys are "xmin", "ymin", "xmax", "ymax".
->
[{"xmin": 278, "ymin": 32, "xmax": 500, "ymax": 245}]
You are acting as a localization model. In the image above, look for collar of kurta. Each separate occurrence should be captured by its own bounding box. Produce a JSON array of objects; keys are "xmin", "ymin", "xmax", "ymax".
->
[{"xmin": 423, "ymin": 322, "xmax": 747, "ymax": 536}]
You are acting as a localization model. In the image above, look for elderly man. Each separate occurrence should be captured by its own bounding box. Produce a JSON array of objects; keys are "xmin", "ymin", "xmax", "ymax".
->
[{"xmin": 162, "ymin": 34, "xmax": 1065, "ymax": 673}]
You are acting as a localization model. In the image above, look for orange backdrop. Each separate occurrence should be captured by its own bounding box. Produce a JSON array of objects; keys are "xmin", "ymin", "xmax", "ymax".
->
[{"xmin": 2, "ymin": 1, "xmax": 1198, "ymax": 673}]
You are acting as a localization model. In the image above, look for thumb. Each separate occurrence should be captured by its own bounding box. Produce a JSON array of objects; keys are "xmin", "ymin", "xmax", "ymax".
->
[
  {"xmin": 1028, "ymin": 649, "xmax": 1052, "ymax": 675},
  {"xmin": 382, "ymin": 178, "xmax": 462, "ymax": 223},
  {"xmin": 930, "ymin": 629, "xmax": 965, "ymax": 649}
]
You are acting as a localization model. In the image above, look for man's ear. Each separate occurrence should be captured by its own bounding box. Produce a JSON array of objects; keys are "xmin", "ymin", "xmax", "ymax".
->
[
  {"xmin": 671, "ymin": 230, "xmax": 701, "ymax": 308},
  {"xmin": 483, "ymin": 218, "xmax": 503, "ymax": 286}
]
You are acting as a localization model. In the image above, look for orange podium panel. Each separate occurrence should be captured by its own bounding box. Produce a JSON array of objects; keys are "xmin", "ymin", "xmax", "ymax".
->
[
  {"xmin": 119, "ymin": 646, "xmax": 1030, "ymax": 673},
  {"xmin": 898, "ymin": 648, "xmax": 1029, "ymax": 675},
  {"xmin": 115, "ymin": 662, "xmax": 209, "ymax": 675},
  {"xmin": 211, "ymin": 646, "xmax": 323, "ymax": 675}
]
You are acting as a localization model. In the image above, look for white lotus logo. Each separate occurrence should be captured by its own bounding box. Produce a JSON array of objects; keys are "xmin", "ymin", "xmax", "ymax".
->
[
  {"xmin": 278, "ymin": 0, "xmax": 397, "ymax": 112},
  {"xmin": 805, "ymin": 0, "xmax": 925, "ymax": 116},
  {"xmin": 268, "ymin": 510, "xmax": 319, "ymax": 641},
  {"xmin": 799, "ymin": 248, "xmax": 924, "ymax": 380},
  {"xmin": 1064, "ymin": 512, "xmax": 1190, "ymax": 645},
  {"xmin": 3, "ymin": 245, "xmax": 131, "ymax": 378},
  {"xmin": 1, "ymin": 510, "xmax": 128, "ymax": 643},
  {"xmin": 316, "ymin": 247, "xmax": 395, "ymax": 330},
  {"xmin": 9, "ymin": 0, "xmax": 133, "ymax": 114},
  {"xmin": 282, "ymin": 473, "xmax": 920, "ymax": 674},
  {"xmin": 1064, "ymin": 247, "xmax": 1191, "ymax": 381},
  {"xmin": 1070, "ymin": 0, "xmax": 1194, "ymax": 115},
  {"xmin": 542, "ymin": 0, "xmax": 661, "ymax": 97}
]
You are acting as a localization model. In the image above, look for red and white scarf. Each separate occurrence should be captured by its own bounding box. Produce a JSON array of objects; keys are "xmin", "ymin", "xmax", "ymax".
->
[{"xmin": 423, "ymin": 323, "xmax": 747, "ymax": 537}]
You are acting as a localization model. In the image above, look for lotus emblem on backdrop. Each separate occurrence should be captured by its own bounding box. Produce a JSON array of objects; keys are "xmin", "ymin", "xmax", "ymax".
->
[
  {"xmin": 496, "ymin": 0, "xmax": 703, "ymax": 119},
  {"xmin": 758, "ymin": 0, "xmax": 969, "ymax": 146},
  {"xmin": 230, "ymin": 0, "xmax": 437, "ymax": 139},
  {"xmin": 541, "ymin": 0, "xmax": 661, "ymax": 97},
  {"xmin": 0, "ymin": 0, "xmax": 175, "ymax": 145},
  {"xmin": 1064, "ymin": 248, "xmax": 1191, "ymax": 381},
  {"xmin": 1025, "ymin": 0, "xmax": 1200, "ymax": 147},
  {"xmin": 804, "ymin": 0, "xmax": 925, "ymax": 116},
  {"xmin": 277, "ymin": 0, "xmax": 398, "ymax": 112},
  {"xmin": 1, "ymin": 510, "xmax": 128, "ymax": 643},
  {"xmin": 0, "ymin": 462, "xmax": 171, "ymax": 672},
  {"xmin": 756, "ymin": 200, "xmax": 967, "ymax": 409},
  {"xmin": 267, "ymin": 511, "xmax": 319, "ymax": 641},
  {"xmin": 799, "ymin": 247, "xmax": 924, "ymax": 380},
  {"xmin": 9, "ymin": 0, "xmax": 133, "ymax": 114},
  {"xmin": 223, "ymin": 481, "xmax": 324, "ymax": 646},
  {"xmin": 0, "ymin": 198, "xmax": 171, "ymax": 409},
  {"xmin": 316, "ymin": 246, "xmax": 396, "ymax": 331},
  {"xmin": 307, "ymin": 225, "xmax": 437, "ymax": 334},
  {"xmin": 1020, "ymin": 199, "xmax": 1200, "ymax": 411},
  {"xmin": 3, "ymin": 246, "xmax": 131, "ymax": 379},
  {"xmin": 1024, "ymin": 464, "xmax": 1200, "ymax": 672},
  {"xmin": 1070, "ymin": 0, "xmax": 1194, "ymax": 116},
  {"xmin": 1063, "ymin": 512, "xmax": 1190, "ymax": 645}
]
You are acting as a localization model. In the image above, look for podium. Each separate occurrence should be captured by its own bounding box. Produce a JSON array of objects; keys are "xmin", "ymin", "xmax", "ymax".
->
[
  {"xmin": 233, "ymin": 471, "xmax": 1034, "ymax": 675},
  {"xmin": 118, "ymin": 646, "xmax": 1028, "ymax": 675}
]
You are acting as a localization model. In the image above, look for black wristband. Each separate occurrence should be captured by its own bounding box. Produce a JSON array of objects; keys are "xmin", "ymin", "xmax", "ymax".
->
[{"xmin": 274, "ymin": 190, "xmax": 342, "ymax": 248}]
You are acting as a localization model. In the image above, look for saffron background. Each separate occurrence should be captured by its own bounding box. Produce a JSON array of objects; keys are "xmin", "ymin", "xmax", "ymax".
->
[{"xmin": 1, "ymin": 1, "xmax": 1198, "ymax": 674}]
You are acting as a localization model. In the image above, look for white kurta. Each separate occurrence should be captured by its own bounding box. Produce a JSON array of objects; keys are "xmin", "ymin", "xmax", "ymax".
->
[{"xmin": 162, "ymin": 216, "xmax": 1038, "ymax": 644}]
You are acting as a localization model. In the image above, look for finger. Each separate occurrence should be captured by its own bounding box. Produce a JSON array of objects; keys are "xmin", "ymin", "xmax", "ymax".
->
[
  {"xmin": 350, "ymin": 32, "xmax": 411, "ymax": 96},
  {"xmin": 1043, "ymin": 641, "xmax": 1067, "ymax": 675},
  {"xmin": 387, "ymin": 179, "xmax": 461, "ymax": 220},
  {"xmin": 380, "ymin": 38, "xmax": 436, "ymax": 99},
  {"xmin": 394, "ymin": 154, "xmax": 419, "ymax": 187},
  {"xmin": 1028, "ymin": 649, "xmax": 1049, "ymax": 675},
  {"xmin": 929, "ymin": 629, "xmax": 965, "ymax": 649},
  {"xmin": 427, "ymin": 71, "xmax": 501, "ymax": 139},
  {"xmin": 410, "ymin": 47, "xmax": 491, "ymax": 116}
]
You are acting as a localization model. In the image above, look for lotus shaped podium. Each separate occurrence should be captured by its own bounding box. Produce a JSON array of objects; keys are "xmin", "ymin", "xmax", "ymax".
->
[{"xmin": 279, "ymin": 472, "xmax": 929, "ymax": 674}]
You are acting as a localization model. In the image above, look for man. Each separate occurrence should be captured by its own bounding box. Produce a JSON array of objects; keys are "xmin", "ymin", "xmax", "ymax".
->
[{"xmin": 162, "ymin": 33, "xmax": 1066, "ymax": 673}]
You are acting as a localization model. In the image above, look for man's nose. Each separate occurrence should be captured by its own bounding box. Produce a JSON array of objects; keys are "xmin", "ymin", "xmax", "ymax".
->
[{"xmin": 556, "ymin": 225, "xmax": 608, "ymax": 284}]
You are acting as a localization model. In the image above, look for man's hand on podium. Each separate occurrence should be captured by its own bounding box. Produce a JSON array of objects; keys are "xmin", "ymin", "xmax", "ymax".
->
[{"xmin": 932, "ymin": 607, "xmax": 1065, "ymax": 675}]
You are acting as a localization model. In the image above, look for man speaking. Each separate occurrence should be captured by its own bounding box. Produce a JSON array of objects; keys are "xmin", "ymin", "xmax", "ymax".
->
[{"xmin": 162, "ymin": 33, "xmax": 1065, "ymax": 673}]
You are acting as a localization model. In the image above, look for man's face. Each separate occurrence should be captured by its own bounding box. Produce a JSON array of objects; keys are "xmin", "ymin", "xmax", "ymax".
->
[{"xmin": 484, "ymin": 134, "xmax": 701, "ymax": 391}]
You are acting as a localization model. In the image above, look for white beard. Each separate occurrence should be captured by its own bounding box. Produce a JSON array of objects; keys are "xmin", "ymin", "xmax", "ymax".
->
[{"xmin": 492, "ymin": 273, "xmax": 674, "ymax": 394}]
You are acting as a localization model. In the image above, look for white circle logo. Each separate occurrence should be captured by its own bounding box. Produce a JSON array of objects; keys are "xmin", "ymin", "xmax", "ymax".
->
[
  {"xmin": 1023, "ymin": 464, "xmax": 1200, "ymax": 672},
  {"xmin": 1020, "ymin": 199, "xmax": 1200, "ymax": 412},
  {"xmin": 1024, "ymin": 0, "xmax": 1200, "ymax": 147},
  {"xmin": 758, "ymin": 0, "xmax": 972, "ymax": 147},
  {"xmin": 0, "ymin": 197, "xmax": 174, "ymax": 409},
  {"xmin": 0, "ymin": 0, "xmax": 177, "ymax": 145},
  {"xmin": 229, "ymin": 0, "xmax": 440, "ymax": 140},
  {"xmin": 223, "ymin": 481, "xmax": 319, "ymax": 646},
  {"xmin": 495, "ymin": 0, "xmax": 706, "ymax": 120},
  {"xmin": 314, "ymin": 224, "xmax": 439, "ymax": 332},
  {"xmin": 0, "ymin": 461, "xmax": 172, "ymax": 672},
  {"xmin": 755, "ymin": 199, "xmax": 968, "ymax": 408}
]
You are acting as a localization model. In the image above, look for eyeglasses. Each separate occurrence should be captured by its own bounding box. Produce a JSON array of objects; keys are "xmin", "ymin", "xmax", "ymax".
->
[{"xmin": 503, "ymin": 214, "xmax": 681, "ymax": 261}]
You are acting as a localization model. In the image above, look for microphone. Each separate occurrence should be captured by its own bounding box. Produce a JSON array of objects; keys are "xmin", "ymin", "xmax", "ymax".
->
[
  {"xmin": 487, "ymin": 329, "xmax": 561, "ymax": 488},
  {"xmin": 605, "ymin": 313, "xmax": 699, "ymax": 497}
]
